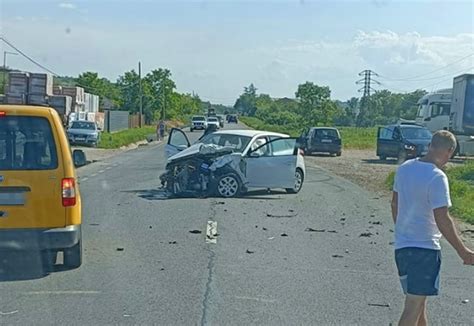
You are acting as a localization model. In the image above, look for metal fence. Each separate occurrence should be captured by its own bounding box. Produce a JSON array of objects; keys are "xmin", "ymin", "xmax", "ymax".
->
[{"xmin": 104, "ymin": 110, "xmax": 129, "ymax": 133}]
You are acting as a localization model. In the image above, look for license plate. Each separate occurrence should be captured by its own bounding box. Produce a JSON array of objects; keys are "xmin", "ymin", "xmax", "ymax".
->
[
  {"xmin": 0, "ymin": 192, "xmax": 26, "ymax": 206},
  {"xmin": 321, "ymin": 139, "xmax": 332, "ymax": 143},
  {"xmin": 75, "ymin": 137, "xmax": 85, "ymax": 141}
]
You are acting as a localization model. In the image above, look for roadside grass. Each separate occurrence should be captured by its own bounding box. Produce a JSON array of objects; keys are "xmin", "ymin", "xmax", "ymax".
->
[
  {"xmin": 99, "ymin": 127, "xmax": 156, "ymax": 149},
  {"xmin": 385, "ymin": 162, "xmax": 474, "ymax": 224},
  {"xmin": 240, "ymin": 116, "xmax": 377, "ymax": 150}
]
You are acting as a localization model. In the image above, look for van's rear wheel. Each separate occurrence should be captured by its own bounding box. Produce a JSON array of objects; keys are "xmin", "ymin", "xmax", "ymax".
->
[{"xmin": 64, "ymin": 240, "xmax": 82, "ymax": 269}]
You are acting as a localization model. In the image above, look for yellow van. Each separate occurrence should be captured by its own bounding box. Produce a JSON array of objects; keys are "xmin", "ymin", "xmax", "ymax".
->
[{"xmin": 0, "ymin": 105, "xmax": 83, "ymax": 268}]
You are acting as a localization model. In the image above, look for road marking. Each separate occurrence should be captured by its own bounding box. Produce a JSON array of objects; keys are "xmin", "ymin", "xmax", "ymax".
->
[
  {"xmin": 25, "ymin": 290, "xmax": 100, "ymax": 295},
  {"xmin": 235, "ymin": 296, "xmax": 276, "ymax": 303},
  {"xmin": 98, "ymin": 170, "xmax": 105, "ymax": 173},
  {"xmin": 81, "ymin": 177, "xmax": 89, "ymax": 182},
  {"xmin": 0, "ymin": 310, "xmax": 18, "ymax": 316},
  {"xmin": 91, "ymin": 173, "xmax": 98, "ymax": 177},
  {"xmin": 105, "ymin": 166, "xmax": 112, "ymax": 170},
  {"xmin": 206, "ymin": 221, "xmax": 217, "ymax": 244}
]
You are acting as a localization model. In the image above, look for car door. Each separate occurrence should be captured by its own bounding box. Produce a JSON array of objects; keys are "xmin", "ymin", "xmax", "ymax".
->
[
  {"xmin": 391, "ymin": 127, "xmax": 403, "ymax": 156},
  {"xmin": 377, "ymin": 126, "xmax": 394, "ymax": 157},
  {"xmin": 165, "ymin": 128, "xmax": 191, "ymax": 158},
  {"xmin": 245, "ymin": 137, "xmax": 298, "ymax": 189}
]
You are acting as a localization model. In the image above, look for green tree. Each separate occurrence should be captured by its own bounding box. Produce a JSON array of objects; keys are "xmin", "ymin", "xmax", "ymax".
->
[
  {"xmin": 295, "ymin": 82, "xmax": 334, "ymax": 126},
  {"xmin": 145, "ymin": 68, "xmax": 176, "ymax": 120},
  {"xmin": 77, "ymin": 72, "xmax": 120, "ymax": 107},
  {"xmin": 234, "ymin": 83, "xmax": 258, "ymax": 116}
]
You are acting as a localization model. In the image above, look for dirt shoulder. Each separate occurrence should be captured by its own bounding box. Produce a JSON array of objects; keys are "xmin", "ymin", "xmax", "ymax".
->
[{"xmin": 304, "ymin": 149, "xmax": 474, "ymax": 246}]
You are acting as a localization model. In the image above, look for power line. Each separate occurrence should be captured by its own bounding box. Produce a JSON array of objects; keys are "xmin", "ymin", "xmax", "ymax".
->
[
  {"xmin": 378, "ymin": 52, "xmax": 474, "ymax": 82},
  {"xmin": 0, "ymin": 36, "xmax": 59, "ymax": 76},
  {"xmin": 355, "ymin": 70, "xmax": 380, "ymax": 126}
]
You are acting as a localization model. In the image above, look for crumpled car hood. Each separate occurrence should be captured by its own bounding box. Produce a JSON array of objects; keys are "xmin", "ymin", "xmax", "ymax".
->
[{"xmin": 168, "ymin": 144, "xmax": 238, "ymax": 163}]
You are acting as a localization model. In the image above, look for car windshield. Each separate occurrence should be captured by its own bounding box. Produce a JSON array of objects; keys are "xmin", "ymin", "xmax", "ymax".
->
[
  {"xmin": 401, "ymin": 127, "xmax": 432, "ymax": 139},
  {"xmin": 0, "ymin": 116, "xmax": 58, "ymax": 170},
  {"xmin": 207, "ymin": 117, "xmax": 218, "ymax": 122},
  {"xmin": 192, "ymin": 116, "xmax": 205, "ymax": 121},
  {"xmin": 314, "ymin": 129, "xmax": 339, "ymax": 139},
  {"xmin": 198, "ymin": 133, "xmax": 251, "ymax": 153},
  {"xmin": 71, "ymin": 121, "xmax": 95, "ymax": 130}
]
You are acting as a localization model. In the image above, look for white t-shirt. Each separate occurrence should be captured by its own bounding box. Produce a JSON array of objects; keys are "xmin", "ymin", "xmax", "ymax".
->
[{"xmin": 393, "ymin": 158, "xmax": 452, "ymax": 250}]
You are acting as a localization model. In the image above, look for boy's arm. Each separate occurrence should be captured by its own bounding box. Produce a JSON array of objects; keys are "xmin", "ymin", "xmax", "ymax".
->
[
  {"xmin": 391, "ymin": 192, "xmax": 398, "ymax": 224},
  {"xmin": 434, "ymin": 207, "xmax": 474, "ymax": 265}
]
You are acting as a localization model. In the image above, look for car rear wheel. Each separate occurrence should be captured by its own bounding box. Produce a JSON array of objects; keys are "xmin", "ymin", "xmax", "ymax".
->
[
  {"xmin": 216, "ymin": 173, "xmax": 241, "ymax": 198},
  {"xmin": 64, "ymin": 240, "xmax": 82, "ymax": 269},
  {"xmin": 286, "ymin": 168, "xmax": 304, "ymax": 194},
  {"xmin": 336, "ymin": 151, "xmax": 342, "ymax": 157}
]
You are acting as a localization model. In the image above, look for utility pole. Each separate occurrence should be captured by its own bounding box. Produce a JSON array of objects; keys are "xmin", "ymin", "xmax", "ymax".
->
[
  {"xmin": 356, "ymin": 70, "xmax": 380, "ymax": 126},
  {"xmin": 162, "ymin": 85, "xmax": 166, "ymax": 120},
  {"xmin": 2, "ymin": 51, "xmax": 18, "ymax": 93},
  {"xmin": 138, "ymin": 61, "xmax": 143, "ymax": 127}
]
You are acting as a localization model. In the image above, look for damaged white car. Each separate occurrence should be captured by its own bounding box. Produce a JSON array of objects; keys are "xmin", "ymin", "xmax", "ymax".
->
[{"xmin": 160, "ymin": 128, "xmax": 305, "ymax": 198}]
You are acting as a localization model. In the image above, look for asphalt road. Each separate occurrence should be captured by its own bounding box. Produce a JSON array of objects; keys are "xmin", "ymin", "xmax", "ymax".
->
[{"xmin": 0, "ymin": 123, "xmax": 472, "ymax": 325}]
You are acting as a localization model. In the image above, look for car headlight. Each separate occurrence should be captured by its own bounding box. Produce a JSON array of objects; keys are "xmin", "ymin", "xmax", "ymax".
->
[{"xmin": 404, "ymin": 144, "xmax": 416, "ymax": 150}]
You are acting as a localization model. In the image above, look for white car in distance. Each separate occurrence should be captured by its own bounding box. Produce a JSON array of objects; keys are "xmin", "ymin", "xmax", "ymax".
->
[
  {"xmin": 206, "ymin": 116, "xmax": 220, "ymax": 129},
  {"xmin": 163, "ymin": 129, "xmax": 305, "ymax": 197}
]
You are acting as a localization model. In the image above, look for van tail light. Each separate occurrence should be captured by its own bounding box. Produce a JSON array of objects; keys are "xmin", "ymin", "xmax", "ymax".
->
[
  {"xmin": 0, "ymin": 111, "xmax": 6, "ymax": 117},
  {"xmin": 62, "ymin": 178, "xmax": 76, "ymax": 207}
]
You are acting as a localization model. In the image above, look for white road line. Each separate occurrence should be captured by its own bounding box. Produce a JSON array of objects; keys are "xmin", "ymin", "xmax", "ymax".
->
[
  {"xmin": 25, "ymin": 290, "xmax": 100, "ymax": 295},
  {"xmin": 81, "ymin": 177, "xmax": 89, "ymax": 182},
  {"xmin": 98, "ymin": 170, "xmax": 105, "ymax": 173},
  {"xmin": 105, "ymin": 167, "xmax": 112, "ymax": 170},
  {"xmin": 206, "ymin": 221, "xmax": 217, "ymax": 244},
  {"xmin": 91, "ymin": 173, "xmax": 98, "ymax": 177}
]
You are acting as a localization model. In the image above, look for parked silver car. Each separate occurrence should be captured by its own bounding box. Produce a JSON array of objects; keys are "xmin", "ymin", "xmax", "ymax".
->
[{"xmin": 67, "ymin": 121, "xmax": 101, "ymax": 147}]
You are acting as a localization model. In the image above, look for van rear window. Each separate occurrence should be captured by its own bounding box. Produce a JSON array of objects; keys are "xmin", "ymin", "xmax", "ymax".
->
[{"xmin": 0, "ymin": 116, "xmax": 58, "ymax": 170}]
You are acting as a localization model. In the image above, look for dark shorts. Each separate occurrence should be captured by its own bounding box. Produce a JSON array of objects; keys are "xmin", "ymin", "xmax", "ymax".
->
[{"xmin": 395, "ymin": 247, "xmax": 441, "ymax": 296}]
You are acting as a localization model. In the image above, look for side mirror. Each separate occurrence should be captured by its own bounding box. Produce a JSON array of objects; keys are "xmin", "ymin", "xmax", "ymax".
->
[{"xmin": 73, "ymin": 149, "xmax": 87, "ymax": 168}]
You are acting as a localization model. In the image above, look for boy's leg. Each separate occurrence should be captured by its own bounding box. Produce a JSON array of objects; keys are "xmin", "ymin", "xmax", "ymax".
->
[
  {"xmin": 417, "ymin": 299, "xmax": 427, "ymax": 326},
  {"xmin": 399, "ymin": 294, "xmax": 426, "ymax": 326}
]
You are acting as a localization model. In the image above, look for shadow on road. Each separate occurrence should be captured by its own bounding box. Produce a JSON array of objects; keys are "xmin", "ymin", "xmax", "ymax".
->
[
  {"xmin": 362, "ymin": 158, "xmax": 399, "ymax": 165},
  {"xmin": 123, "ymin": 188, "xmax": 287, "ymax": 201},
  {"xmin": 0, "ymin": 250, "xmax": 67, "ymax": 282}
]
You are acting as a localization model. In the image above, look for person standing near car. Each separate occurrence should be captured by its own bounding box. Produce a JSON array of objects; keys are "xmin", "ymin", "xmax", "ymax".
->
[
  {"xmin": 158, "ymin": 120, "xmax": 165, "ymax": 141},
  {"xmin": 391, "ymin": 130, "xmax": 474, "ymax": 326}
]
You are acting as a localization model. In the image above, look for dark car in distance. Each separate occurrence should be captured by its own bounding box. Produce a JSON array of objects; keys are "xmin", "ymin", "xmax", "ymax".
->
[
  {"xmin": 301, "ymin": 127, "xmax": 342, "ymax": 156},
  {"xmin": 227, "ymin": 115, "xmax": 238, "ymax": 123},
  {"xmin": 377, "ymin": 123, "xmax": 432, "ymax": 161}
]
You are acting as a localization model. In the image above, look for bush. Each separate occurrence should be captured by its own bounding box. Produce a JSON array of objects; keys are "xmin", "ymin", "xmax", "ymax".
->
[
  {"xmin": 240, "ymin": 116, "xmax": 377, "ymax": 150},
  {"xmin": 99, "ymin": 127, "xmax": 156, "ymax": 149}
]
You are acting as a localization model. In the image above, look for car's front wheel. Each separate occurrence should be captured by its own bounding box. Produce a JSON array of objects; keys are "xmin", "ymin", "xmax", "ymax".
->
[
  {"xmin": 286, "ymin": 168, "xmax": 304, "ymax": 194},
  {"xmin": 215, "ymin": 173, "xmax": 242, "ymax": 198}
]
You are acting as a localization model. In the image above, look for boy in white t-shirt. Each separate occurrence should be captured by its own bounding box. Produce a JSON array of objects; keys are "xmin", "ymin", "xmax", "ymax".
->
[{"xmin": 391, "ymin": 130, "xmax": 474, "ymax": 326}]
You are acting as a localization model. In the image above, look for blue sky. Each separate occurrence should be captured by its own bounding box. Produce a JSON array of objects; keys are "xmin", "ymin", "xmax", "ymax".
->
[{"xmin": 1, "ymin": 0, "xmax": 473, "ymax": 104}]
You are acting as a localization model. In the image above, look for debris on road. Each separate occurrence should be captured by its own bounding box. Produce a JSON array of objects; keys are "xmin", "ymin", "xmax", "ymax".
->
[
  {"xmin": 189, "ymin": 230, "xmax": 202, "ymax": 234},
  {"xmin": 462, "ymin": 299, "xmax": 469, "ymax": 304},
  {"xmin": 216, "ymin": 201, "xmax": 226, "ymax": 205},
  {"xmin": 281, "ymin": 233, "xmax": 288, "ymax": 237},
  {"xmin": 288, "ymin": 209, "xmax": 295, "ymax": 213},
  {"xmin": 345, "ymin": 249, "xmax": 350, "ymax": 253},
  {"xmin": 389, "ymin": 242, "xmax": 394, "ymax": 245},
  {"xmin": 149, "ymin": 226, "xmax": 153, "ymax": 229},
  {"xmin": 305, "ymin": 228, "xmax": 326, "ymax": 232},
  {"xmin": 368, "ymin": 303, "xmax": 390, "ymax": 308},
  {"xmin": 332, "ymin": 254, "xmax": 344, "ymax": 258},
  {"xmin": 160, "ymin": 268, "xmax": 165, "ymax": 271},
  {"xmin": 370, "ymin": 214, "xmax": 376, "ymax": 217},
  {"xmin": 369, "ymin": 221, "xmax": 382, "ymax": 225},
  {"xmin": 340, "ymin": 218, "xmax": 346, "ymax": 221},
  {"xmin": 246, "ymin": 249, "xmax": 255, "ymax": 254},
  {"xmin": 169, "ymin": 241, "xmax": 177, "ymax": 244},
  {"xmin": 389, "ymin": 229, "xmax": 394, "ymax": 233},
  {"xmin": 266, "ymin": 212, "xmax": 298, "ymax": 218},
  {"xmin": 268, "ymin": 237, "xmax": 275, "ymax": 240},
  {"xmin": 90, "ymin": 223, "xmax": 100, "ymax": 226},
  {"xmin": 116, "ymin": 247, "xmax": 124, "ymax": 251},
  {"xmin": 0, "ymin": 310, "xmax": 19, "ymax": 316},
  {"xmin": 360, "ymin": 232, "xmax": 373, "ymax": 237},
  {"xmin": 327, "ymin": 230, "xmax": 338, "ymax": 233},
  {"xmin": 262, "ymin": 227, "xmax": 268, "ymax": 231}
]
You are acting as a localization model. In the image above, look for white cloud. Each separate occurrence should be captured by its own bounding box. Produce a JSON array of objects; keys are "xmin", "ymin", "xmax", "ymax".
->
[{"xmin": 59, "ymin": 3, "xmax": 77, "ymax": 10}]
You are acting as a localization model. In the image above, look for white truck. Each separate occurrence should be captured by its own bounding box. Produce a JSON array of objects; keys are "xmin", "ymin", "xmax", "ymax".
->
[{"xmin": 415, "ymin": 74, "xmax": 474, "ymax": 156}]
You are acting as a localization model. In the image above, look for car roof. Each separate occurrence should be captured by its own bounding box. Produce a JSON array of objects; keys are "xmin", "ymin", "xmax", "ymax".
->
[
  {"xmin": 0, "ymin": 104, "xmax": 56, "ymax": 118},
  {"xmin": 388, "ymin": 124, "xmax": 426, "ymax": 129},
  {"xmin": 310, "ymin": 127, "xmax": 339, "ymax": 130},
  {"xmin": 211, "ymin": 129, "xmax": 288, "ymax": 138}
]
